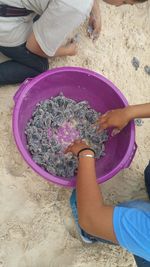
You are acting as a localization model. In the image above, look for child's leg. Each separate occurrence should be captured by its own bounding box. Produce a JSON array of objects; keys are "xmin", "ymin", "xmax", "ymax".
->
[
  {"xmin": 144, "ymin": 161, "xmax": 150, "ymax": 200},
  {"xmin": 0, "ymin": 44, "xmax": 49, "ymax": 85},
  {"xmin": 0, "ymin": 60, "xmax": 40, "ymax": 85}
]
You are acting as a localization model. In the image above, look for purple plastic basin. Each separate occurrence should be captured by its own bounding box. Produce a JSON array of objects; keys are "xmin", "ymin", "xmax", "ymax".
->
[{"xmin": 13, "ymin": 67, "xmax": 137, "ymax": 188}]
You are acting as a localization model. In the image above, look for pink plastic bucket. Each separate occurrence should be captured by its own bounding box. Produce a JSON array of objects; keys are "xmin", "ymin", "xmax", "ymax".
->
[{"xmin": 13, "ymin": 67, "xmax": 137, "ymax": 187}]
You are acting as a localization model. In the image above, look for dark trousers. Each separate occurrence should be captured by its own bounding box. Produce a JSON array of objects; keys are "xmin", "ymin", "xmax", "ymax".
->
[
  {"xmin": 134, "ymin": 255, "xmax": 150, "ymax": 267},
  {"xmin": 0, "ymin": 43, "xmax": 49, "ymax": 85},
  {"xmin": 133, "ymin": 162, "xmax": 150, "ymax": 267}
]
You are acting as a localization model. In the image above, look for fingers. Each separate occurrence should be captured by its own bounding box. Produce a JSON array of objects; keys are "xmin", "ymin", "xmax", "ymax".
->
[
  {"xmin": 99, "ymin": 116, "xmax": 107, "ymax": 124},
  {"xmin": 88, "ymin": 27, "xmax": 100, "ymax": 41},
  {"xmin": 92, "ymin": 25, "xmax": 101, "ymax": 40},
  {"xmin": 111, "ymin": 128, "xmax": 121, "ymax": 137},
  {"xmin": 65, "ymin": 145, "xmax": 71, "ymax": 154},
  {"xmin": 87, "ymin": 25, "xmax": 94, "ymax": 38},
  {"xmin": 65, "ymin": 142, "xmax": 74, "ymax": 154},
  {"xmin": 74, "ymin": 139, "xmax": 81, "ymax": 144},
  {"xmin": 65, "ymin": 139, "xmax": 86, "ymax": 154},
  {"xmin": 87, "ymin": 19, "xmax": 100, "ymax": 41},
  {"xmin": 95, "ymin": 112, "xmax": 108, "ymax": 125},
  {"xmin": 72, "ymin": 34, "xmax": 80, "ymax": 44},
  {"xmin": 96, "ymin": 113, "xmax": 109, "ymax": 130},
  {"xmin": 99, "ymin": 123, "xmax": 108, "ymax": 131},
  {"xmin": 65, "ymin": 142, "xmax": 75, "ymax": 154},
  {"xmin": 92, "ymin": 32, "xmax": 100, "ymax": 41},
  {"xmin": 98, "ymin": 111, "xmax": 115, "ymax": 130}
]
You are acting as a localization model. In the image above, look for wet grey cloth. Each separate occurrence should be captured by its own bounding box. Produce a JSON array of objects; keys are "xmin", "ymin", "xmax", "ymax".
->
[{"xmin": 25, "ymin": 93, "xmax": 108, "ymax": 178}]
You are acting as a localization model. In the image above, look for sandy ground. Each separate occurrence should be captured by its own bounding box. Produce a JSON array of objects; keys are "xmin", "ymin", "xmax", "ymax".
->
[{"xmin": 0, "ymin": 2, "xmax": 150, "ymax": 267}]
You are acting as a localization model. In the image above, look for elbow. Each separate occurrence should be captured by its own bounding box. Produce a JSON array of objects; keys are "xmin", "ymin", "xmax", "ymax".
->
[{"xmin": 78, "ymin": 213, "xmax": 94, "ymax": 235}]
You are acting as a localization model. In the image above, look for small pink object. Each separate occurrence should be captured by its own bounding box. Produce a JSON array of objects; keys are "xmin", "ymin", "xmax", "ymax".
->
[{"xmin": 56, "ymin": 122, "xmax": 80, "ymax": 146}]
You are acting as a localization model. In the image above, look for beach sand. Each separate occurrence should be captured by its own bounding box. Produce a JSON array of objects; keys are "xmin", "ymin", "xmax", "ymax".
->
[{"xmin": 0, "ymin": 2, "xmax": 150, "ymax": 266}]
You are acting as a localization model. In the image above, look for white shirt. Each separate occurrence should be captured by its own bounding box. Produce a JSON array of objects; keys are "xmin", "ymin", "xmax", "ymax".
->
[{"xmin": 0, "ymin": 0, "xmax": 93, "ymax": 56}]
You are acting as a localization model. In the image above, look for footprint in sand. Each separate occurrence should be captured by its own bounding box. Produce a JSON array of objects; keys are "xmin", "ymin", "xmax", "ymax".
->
[
  {"xmin": 2, "ymin": 114, "xmax": 28, "ymax": 177},
  {"xmin": 54, "ymin": 188, "xmax": 79, "ymax": 240},
  {"xmin": 4, "ymin": 140, "xmax": 28, "ymax": 177}
]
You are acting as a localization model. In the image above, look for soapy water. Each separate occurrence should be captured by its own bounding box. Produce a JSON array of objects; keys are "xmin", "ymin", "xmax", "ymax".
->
[{"xmin": 25, "ymin": 93, "xmax": 108, "ymax": 178}]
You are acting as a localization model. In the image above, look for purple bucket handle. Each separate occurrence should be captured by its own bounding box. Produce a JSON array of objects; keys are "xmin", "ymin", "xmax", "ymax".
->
[
  {"xmin": 13, "ymin": 78, "xmax": 33, "ymax": 103},
  {"xmin": 123, "ymin": 142, "xmax": 137, "ymax": 169}
]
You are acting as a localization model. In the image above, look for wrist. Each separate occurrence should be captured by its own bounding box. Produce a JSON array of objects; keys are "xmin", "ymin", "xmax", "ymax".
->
[
  {"xmin": 79, "ymin": 150, "xmax": 95, "ymax": 157},
  {"xmin": 78, "ymin": 151, "xmax": 95, "ymax": 162},
  {"xmin": 77, "ymin": 148, "xmax": 95, "ymax": 159},
  {"xmin": 124, "ymin": 106, "xmax": 134, "ymax": 121}
]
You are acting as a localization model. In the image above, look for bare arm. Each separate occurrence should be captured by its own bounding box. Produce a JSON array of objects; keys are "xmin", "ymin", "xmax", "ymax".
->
[
  {"xmin": 127, "ymin": 103, "xmax": 150, "ymax": 119},
  {"xmin": 99, "ymin": 103, "xmax": 150, "ymax": 132},
  {"xmin": 66, "ymin": 141, "xmax": 117, "ymax": 243},
  {"xmin": 26, "ymin": 32, "xmax": 77, "ymax": 58}
]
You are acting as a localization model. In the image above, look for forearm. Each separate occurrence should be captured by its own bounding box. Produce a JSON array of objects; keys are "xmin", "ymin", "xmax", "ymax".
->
[
  {"xmin": 127, "ymin": 103, "xmax": 150, "ymax": 120},
  {"xmin": 77, "ymin": 157, "xmax": 103, "ymax": 216},
  {"xmin": 77, "ymin": 157, "xmax": 117, "ymax": 242}
]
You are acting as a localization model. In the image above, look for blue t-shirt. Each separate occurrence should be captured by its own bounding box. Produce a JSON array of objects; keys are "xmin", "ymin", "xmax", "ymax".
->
[{"xmin": 113, "ymin": 200, "xmax": 150, "ymax": 261}]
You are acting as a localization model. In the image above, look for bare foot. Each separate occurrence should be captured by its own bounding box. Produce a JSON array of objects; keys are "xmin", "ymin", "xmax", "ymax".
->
[
  {"xmin": 54, "ymin": 41, "xmax": 78, "ymax": 57},
  {"xmin": 65, "ymin": 42, "xmax": 78, "ymax": 56}
]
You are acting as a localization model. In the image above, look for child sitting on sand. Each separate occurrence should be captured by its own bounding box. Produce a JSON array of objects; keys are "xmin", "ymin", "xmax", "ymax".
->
[
  {"xmin": 66, "ymin": 103, "xmax": 150, "ymax": 267},
  {"xmin": 0, "ymin": 0, "xmax": 100, "ymax": 85}
]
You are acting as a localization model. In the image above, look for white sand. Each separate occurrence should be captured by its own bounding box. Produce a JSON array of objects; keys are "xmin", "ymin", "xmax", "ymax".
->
[{"xmin": 0, "ymin": 2, "xmax": 150, "ymax": 267}]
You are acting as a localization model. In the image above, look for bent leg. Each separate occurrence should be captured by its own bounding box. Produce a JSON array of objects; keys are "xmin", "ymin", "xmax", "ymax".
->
[
  {"xmin": 0, "ymin": 44, "xmax": 49, "ymax": 84},
  {"xmin": 0, "ymin": 60, "xmax": 40, "ymax": 85},
  {"xmin": 0, "ymin": 44, "xmax": 49, "ymax": 73}
]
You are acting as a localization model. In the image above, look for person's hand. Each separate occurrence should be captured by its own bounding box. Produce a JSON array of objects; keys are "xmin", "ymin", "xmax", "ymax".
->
[
  {"xmin": 65, "ymin": 140, "xmax": 90, "ymax": 156},
  {"xmin": 88, "ymin": 0, "xmax": 101, "ymax": 40},
  {"xmin": 98, "ymin": 108, "xmax": 131, "ymax": 136}
]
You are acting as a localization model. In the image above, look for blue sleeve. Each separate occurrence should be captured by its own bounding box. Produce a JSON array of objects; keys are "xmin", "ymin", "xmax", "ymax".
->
[{"xmin": 113, "ymin": 206, "xmax": 150, "ymax": 261}]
